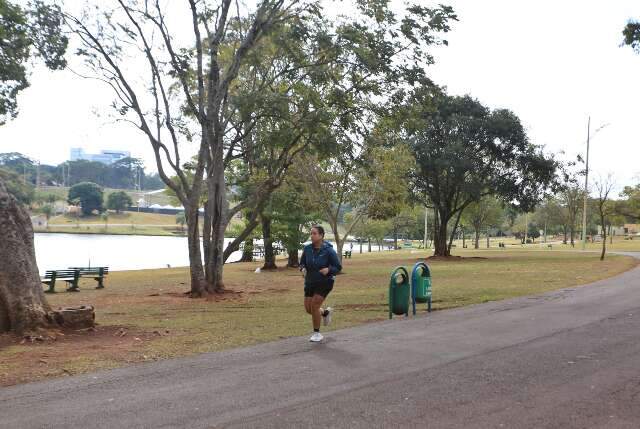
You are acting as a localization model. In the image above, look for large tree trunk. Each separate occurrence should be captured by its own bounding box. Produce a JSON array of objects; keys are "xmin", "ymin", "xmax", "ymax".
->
[
  {"xmin": 204, "ymin": 146, "xmax": 228, "ymax": 294},
  {"xmin": 328, "ymin": 221, "xmax": 344, "ymax": 264},
  {"xmin": 185, "ymin": 206, "xmax": 207, "ymax": 297},
  {"xmin": 203, "ymin": 201, "xmax": 211, "ymax": 281},
  {"xmin": 261, "ymin": 215, "xmax": 277, "ymax": 270},
  {"xmin": 570, "ymin": 226, "xmax": 575, "ymax": 247},
  {"xmin": 206, "ymin": 201, "xmax": 227, "ymax": 294},
  {"xmin": 562, "ymin": 224, "xmax": 568, "ymax": 244},
  {"xmin": 0, "ymin": 178, "xmax": 56, "ymax": 335},
  {"xmin": 433, "ymin": 209, "xmax": 450, "ymax": 257},
  {"xmin": 393, "ymin": 227, "xmax": 399, "ymax": 250},
  {"xmin": 445, "ymin": 209, "xmax": 463, "ymax": 256},
  {"xmin": 600, "ymin": 215, "xmax": 607, "ymax": 261},
  {"xmin": 474, "ymin": 227, "xmax": 480, "ymax": 249}
]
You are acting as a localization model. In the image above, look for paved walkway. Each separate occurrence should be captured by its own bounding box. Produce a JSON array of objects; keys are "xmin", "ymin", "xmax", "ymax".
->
[{"xmin": 2, "ymin": 253, "xmax": 640, "ymax": 428}]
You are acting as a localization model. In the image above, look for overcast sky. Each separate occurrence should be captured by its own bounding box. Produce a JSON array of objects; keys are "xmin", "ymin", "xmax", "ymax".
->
[{"xmin": 0, "ymin": 0, "xmax": 638, "ymax": 191}]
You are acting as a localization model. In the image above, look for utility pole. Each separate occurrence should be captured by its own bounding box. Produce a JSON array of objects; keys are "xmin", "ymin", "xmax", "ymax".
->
[
  {"xmin": 580, "ymin": 118, "xmax": 609, "ymax": 250},
  {"xmin": 581, "ymin": 117, "xmax": 590, "ymax": 250}
]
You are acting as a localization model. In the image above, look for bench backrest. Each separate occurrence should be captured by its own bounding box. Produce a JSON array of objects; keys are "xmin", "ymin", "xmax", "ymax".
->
[
  {"xmin": 69, "ymin": 267, "xmax": 109, "ymax": 275},
  {"xmin": 44, "ymin": 270, "xmax": 79, "ymax": 279}
]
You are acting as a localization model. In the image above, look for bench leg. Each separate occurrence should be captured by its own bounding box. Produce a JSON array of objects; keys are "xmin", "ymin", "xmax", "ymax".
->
[
  {"xmin": 66, "ymin": 281, "xmax": 80, "ymax": 292},
  {"xmin": 96, "ymin": 277, "xmax": 105, "ymax": 289},
  {"xmin": 43, "ymin": 281, "xmax": 56, "ymax": 294}
]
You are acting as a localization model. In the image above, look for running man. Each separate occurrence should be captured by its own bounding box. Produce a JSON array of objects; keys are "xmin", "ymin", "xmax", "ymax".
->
[{"xmin": 300, "ymin": 225, "xmax": 342, "ymax": 342}]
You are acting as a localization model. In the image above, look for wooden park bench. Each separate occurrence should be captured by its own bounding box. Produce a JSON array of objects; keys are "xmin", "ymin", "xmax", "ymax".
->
[
  {"xmin": 343, "ymin": 250, "xmax": 352, "ymax": 259},
  {"xmin": 42, "ymin": 269, "xmax": 80, "ymax": 293},
  {"xmin": 69, "ymin": 267, "xmax": 109, "ymax": 289}
]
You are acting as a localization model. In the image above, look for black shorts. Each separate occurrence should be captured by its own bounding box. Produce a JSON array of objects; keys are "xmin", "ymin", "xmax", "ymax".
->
[{"xmin": 304, "ymin": 280, "xmax": 334, "ymax": 298}]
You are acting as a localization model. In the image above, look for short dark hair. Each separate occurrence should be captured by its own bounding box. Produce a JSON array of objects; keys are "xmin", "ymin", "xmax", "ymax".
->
[{"xmin": 311, "ymin": 225, "xmax": 325, "ymax": 237}]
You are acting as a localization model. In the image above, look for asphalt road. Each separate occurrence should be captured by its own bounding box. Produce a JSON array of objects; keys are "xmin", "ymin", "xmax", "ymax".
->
[{"xmin": 2, "ymin": 253, "xmax": 640, "ymax": 429}]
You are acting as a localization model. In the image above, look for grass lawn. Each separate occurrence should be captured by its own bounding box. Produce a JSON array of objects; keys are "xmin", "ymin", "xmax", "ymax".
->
[
  {"xmin": 38, "ymin": 210, "xmax": 243, "ymax": 236},
  {"xmin": 48, "ymin": 211, "xmax": 178, "ymax": 226},
  {"xmin": 38, "ymin": 211, "xmax": 183, "ymax": 236},
  {"xmin": 36, "ymin": 187, "xmax": 173, "ymax": 206},
  {"xmin": 0, "ymin": 249, "xmax": 637, "ymax": 386}
]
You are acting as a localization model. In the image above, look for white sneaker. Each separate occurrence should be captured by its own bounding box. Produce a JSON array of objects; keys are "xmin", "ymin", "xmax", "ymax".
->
[
  {"xmin": 323, "ymin": 307, "xmax": 333, "ymax": 326},
  {"xmin": 309, "ymin": 332, "xmax": 324, "ymax": 342}
]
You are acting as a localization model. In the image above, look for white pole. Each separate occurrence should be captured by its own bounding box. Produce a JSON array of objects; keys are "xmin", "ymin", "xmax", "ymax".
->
[{"xmin": 581, "ymin": 116, "xmax": 591, "ymax": 251}]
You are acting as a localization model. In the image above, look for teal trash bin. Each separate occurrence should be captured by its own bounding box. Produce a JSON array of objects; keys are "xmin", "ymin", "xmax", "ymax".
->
[
  {"xmin": 411, "ymin": 262, "xmax": 432, "ymax": 315},
  {"xmin": 389, "ymin": 267, "xmax": 410, "ymax": 319}
]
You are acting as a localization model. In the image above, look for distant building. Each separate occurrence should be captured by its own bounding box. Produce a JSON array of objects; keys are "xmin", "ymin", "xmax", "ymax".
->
[
  {"xmin": 70, "ymin": 148, "xmax": 131, "ymax": 165},
  {"xmin": 624, "ymin": 224, "xmax": 640, "ymax": 235}
]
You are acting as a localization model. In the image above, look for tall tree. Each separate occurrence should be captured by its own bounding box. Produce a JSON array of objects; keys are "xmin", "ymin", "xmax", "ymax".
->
[
  {"xmin": 301, "ymin": 144, "xmax": 413, "ymax": 260},
  {"xmin": 270, "ymin": 176, "xmax": 320, "ymax": 267},
  {"xmin": 594, "ymin": 175, "xmax": 615, "ymax": 260},
  {"xmin": 67, "ymin": 1, "xmax": 315, "ymax": 295},
  {"xmin": 617, "ymin": 184, "xmax": 640, "ymax": 221},
  {"xmin": 462, "ymin": 196, "xmax": 504, "ymax": 249},
  {"xmin": 68, "ymin": 1, "xmax": 455, "ymax": 295},
  {"xmin": 533, "ymin": 197, "xmax": 564, "ymax": 242},
  {"xmin": 0, "ymin": 0, "xmax": 67, "ymax": 334},
  {"xmin": 0, "ymin": 177, "xmax": 54, "ymax": 334},
  {"xmin": 0, "ymin": 167, "xmax": 34, "ymax": 205},
  {"xmin": 404, "ymin": 90, "xmax": 558, "ymax": 256},
  {"xmin": 558, "ymin": 170, "xmax": 584, "ymax": 246}
]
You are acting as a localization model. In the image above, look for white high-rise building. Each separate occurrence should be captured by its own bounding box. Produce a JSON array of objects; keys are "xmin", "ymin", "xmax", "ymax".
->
[{"xmin": 69, "ymin": 148, "xmax": 131, "ymax": 165}]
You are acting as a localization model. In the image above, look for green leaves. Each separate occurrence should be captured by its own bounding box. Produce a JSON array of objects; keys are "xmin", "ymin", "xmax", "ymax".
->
[
  {"xmin": 68, "ymin": 182, "xmax": 104, "ymax": 216},
  {"xmin": 622, "ymin": 20, "xmax": 640, "ymax": 53},
  {"xmin": 403, "ymin": 90, "xmax": 558, "ymax": 215},
  {"xmin": 0, "ymin": 0, "xmax": 67, "ymax": 124}
]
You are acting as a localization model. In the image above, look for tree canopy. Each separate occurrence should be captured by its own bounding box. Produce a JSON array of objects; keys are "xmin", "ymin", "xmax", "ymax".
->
[
  {"xmin": 0, "ymin": 0, "xmax": 67, "ymax": 124},
  {"xmin": 400, "ymin": 89, "xmax": 558, "ymax": 256}
]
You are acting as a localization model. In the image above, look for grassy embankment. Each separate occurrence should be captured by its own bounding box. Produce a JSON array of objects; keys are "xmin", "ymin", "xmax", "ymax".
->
[{"xmin": 0, "ymin": 248, "xmax": 637, "ymax": 386}]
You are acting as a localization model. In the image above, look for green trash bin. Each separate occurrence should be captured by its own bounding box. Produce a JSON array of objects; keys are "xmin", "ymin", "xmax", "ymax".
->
[
  {"xmin": 389, "ymin": 267, "xmax": 410, "ymax": 319},
  {"xmin": 411, "ymin": 262, "xmax": 432, "ymax": 315}
]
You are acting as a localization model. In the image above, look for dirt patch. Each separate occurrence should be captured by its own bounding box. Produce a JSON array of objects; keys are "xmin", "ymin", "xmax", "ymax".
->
[
  {"xmin": 204, "ymin": 289, "xmax": 244, "ymax": 302},
  {"xmin": 425, "ymin": 255, "xmax": 488, "ymax": 261},
  {"xmin": 0, "ymin": 324, "xmax": 164, "ymax": 387},
  {"xmin": 341, "ymin": 303, "xmax": 385, "ymax": 310}
]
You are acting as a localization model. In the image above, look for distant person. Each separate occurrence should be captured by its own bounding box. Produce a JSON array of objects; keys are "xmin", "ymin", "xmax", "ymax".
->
[
  {"xmin": 300, "ymin": 225, "xmax": 342, "ymax": 342},
  {"xmin": 350, "ymin": 242, "xmax": 353, "ymax": 251}
]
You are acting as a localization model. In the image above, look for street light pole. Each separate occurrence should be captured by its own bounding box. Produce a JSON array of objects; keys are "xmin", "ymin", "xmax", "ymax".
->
[
  {"xmin": 581, "ymin": 117, "xmax": 591, "ymax": 250},
  {"xmin": 580, "ymin": 119, "xmax": 609, "ymax": 250}
]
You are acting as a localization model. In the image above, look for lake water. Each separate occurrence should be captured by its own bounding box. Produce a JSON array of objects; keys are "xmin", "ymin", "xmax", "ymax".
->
[
  {"xmin": 33, "ymin": 233, "xmax": 243, "ymax": 275},
  {"xmin": 33, "ymin": 233, "xmax": 390, "ymax": 274}
]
